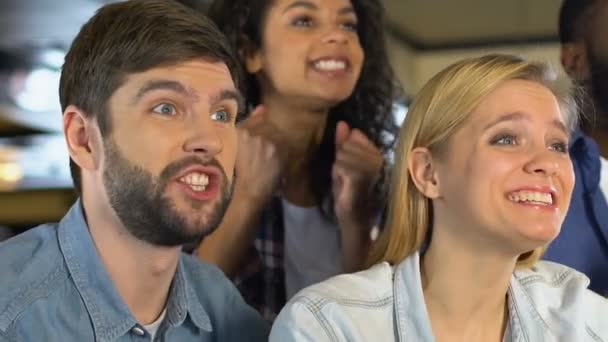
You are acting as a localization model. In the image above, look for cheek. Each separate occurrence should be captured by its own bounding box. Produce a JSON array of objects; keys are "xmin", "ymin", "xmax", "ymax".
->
[
  {"xmin": 353, "ymin": 43, "xmax": 364, "ymax": 73},
  {"xmin": 560, "ymin": 159, "xmax": 575, "ymax": 197},
  {"xmin": 460, "ymin": 152, "xmax": 513, "ymax": 198},
  {"xmin": 114, "ymin": 127, "xmax": 174, "ymax": 174}
]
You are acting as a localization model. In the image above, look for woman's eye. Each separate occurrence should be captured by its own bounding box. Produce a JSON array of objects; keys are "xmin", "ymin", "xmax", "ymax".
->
[
  {"xmin": 152, "ymin": 103, "xmax": 176, "ymax": 116},
  {"xmin": 549, "ymin": 141, "xmax": 569, "ymax": 154},
  {"xmin": 211, "ymin": 109, "xmax": 231, "ymax": 123},
  {"xmin": 292, "ymin": 16, "xmax": 313, "ymax": 27},
  {"xmin": 491, "ymin": 134, "xmax": 518, "ymax": 146},
  {"xmin": 341, "ymin": 21, "xmax": 358, "ymax": 32}
]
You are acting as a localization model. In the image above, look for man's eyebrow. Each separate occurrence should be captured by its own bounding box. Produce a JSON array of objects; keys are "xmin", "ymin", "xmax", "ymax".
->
[
  {"xmin": 209, "ymin": 89, "xmax": 245, "ymax": 112},
  {"xmin": 131, "ymin": 79, "xmax": 197, "ymax": 105}
]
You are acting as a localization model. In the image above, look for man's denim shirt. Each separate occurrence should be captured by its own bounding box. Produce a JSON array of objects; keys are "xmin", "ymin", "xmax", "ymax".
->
[{"xmin": 0, "ymin": 201, "xmax": 269, "ymax": 341}]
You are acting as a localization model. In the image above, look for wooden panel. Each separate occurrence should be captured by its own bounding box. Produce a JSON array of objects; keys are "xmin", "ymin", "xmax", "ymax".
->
[
  {"xmin": 385, "ymin": 0, "xmax": 561, "ymax": 47},
  {"xmin": 0, "ymin": 189, "xmax": 76, "ymax": 227}
]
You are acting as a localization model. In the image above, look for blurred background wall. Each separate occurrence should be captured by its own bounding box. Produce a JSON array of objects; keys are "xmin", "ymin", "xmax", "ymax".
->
[{"xmin": 0, "ymin": 0, "xmax": 565, "ymax": 236}]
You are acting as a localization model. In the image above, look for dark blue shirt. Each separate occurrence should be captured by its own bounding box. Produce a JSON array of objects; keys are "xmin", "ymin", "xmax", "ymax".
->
[{"xmin": 544, "ymin": 129, "xmax": 608, "ymax": 295}]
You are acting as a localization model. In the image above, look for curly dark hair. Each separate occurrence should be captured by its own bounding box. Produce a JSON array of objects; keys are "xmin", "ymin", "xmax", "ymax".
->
[{"xmin": 206, "ymin": 0, "xmax": 400, "ymax": 219}]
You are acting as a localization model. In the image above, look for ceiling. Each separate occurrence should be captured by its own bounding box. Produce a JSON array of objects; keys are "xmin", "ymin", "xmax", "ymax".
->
[
  {"xmin": 0, "ymin": 0, "xmax": 563, "ymax": 50},
  {"xmin": 0, "ymin": 0, "xmax": 111, "ymax": 50},
  {"xmin": 384, "ymin": 0, "xmax": 562, "ymax": 50}
]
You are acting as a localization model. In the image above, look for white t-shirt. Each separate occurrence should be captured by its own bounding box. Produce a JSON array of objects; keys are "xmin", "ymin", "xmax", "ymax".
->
[
  {"xmin": 282, "ymin": 200, "xmax": 343, "ymax": 299},
  {"xmin": 143, "ymin": 308, "xmax": 166, "ymax": 341}
]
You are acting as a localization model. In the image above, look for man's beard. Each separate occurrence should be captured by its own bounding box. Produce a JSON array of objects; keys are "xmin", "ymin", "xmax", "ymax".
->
[
  {"xmin": 586, "ymin": 48, "xmax": 608, "ymax": 126},
  {"xmin": 102, "ymin": 139, "xmax": 234, "ymax": 247}
]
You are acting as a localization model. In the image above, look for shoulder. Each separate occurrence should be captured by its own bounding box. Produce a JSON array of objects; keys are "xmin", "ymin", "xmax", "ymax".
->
[
  {"xmin": 293, "ymin": 262, "xmax": 394, "ymax": 304},
  {"xmin": 514, "ymin": 259, "xmax": 589, "ymax": 287},
  {"xmin": 271, "ymin": 263, "xmax": 395, "ymax": 342},
  {"xmin": 0, "ymin": 224, "xmax": 70, "ymax": 332},
  {"xmin": 514, "ymin": 261, "xmax": 608, "ymax": 339}
]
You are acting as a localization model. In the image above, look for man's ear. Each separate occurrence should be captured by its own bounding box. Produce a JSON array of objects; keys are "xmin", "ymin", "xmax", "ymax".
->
[
  {"xmin": 408, "ymin": 147, "xmax": 441, "ymax": 199},
  {"xmin": 63, "ymin": 105, "xmax": 102, "ymax": 172},
  {"xmin": 561, "ymin": 41, "xmax": 590, "ymax": 81},
  {"xmin": 240, "ymin": 35, "xmax": 263, "ymax": 74}
]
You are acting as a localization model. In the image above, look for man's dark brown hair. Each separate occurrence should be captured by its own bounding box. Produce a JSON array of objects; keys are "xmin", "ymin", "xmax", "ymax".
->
[{"xmin": 59, "ymin": 0, "xmax": 241, "ymax": 194}]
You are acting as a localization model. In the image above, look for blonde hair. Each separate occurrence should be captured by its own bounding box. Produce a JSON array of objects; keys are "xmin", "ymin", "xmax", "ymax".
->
[{"xmin": 368, "ymin": 54, "xmax": 578, "ymax": 268}]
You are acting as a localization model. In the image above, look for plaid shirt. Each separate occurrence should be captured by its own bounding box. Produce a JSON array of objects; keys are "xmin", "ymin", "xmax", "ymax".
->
[
  {"xmin": 233, "ymin": 196, "xmax": 288, "ymax": 321},
  {"xmin": 232, "ymin": 162, "xmax": 391, "ymax": 321}
]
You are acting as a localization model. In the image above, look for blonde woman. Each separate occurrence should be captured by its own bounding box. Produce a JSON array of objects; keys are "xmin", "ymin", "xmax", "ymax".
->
[{"xmin": 270, "ymin": 55, "xmax": 608, "ymax": 341}]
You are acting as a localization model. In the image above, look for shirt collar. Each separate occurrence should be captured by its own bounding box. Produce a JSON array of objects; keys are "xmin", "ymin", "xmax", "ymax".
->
[
  {"xmin": 392, "ymin": 252, "xmax": 435, "ymax": 341},
  {"xmin": 392, "ymin": 252, "xmax": 550, "ymax": 341},
  {"xmin": 57, "ymin": 200, "xmax": 212, "ymax": 341},
  {"xmin": 165, "ymin": 257, "xmax": 212, "ymax": 332}
]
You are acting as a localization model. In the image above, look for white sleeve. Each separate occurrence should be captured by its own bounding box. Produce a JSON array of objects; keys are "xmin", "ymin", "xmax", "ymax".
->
[
  {"xmin": 270, "ymin": 300, "xmax": 335, "ymax": 342},
  {"xmin": 583, "ymin": 289, "xmax": 608, "ymax": 340},
  {"xmin": 600, "ymin": 157, "xmax": 608, "ymax": 202}
]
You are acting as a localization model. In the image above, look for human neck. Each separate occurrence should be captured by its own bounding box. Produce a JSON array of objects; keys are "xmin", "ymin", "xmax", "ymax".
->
[
  {"xmin": 261, "ymin": 93, "xmax": 331, "ymax": 206},
  {"xmin": 82, "ymin": 190, "xmax": 181, "ymax": 324},
  {"xmin": 421, "ymin": 227, "xmax": 514, "ymax": 341}
]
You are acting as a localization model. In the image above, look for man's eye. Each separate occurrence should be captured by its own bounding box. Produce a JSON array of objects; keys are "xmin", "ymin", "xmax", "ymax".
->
[
  {"xmin": 152, "ymin": 103, "xmax": 176, "ymax": 116},
  {"xmin": 211, "ymin": 109, "xmax": 231, "ymax": 122}
]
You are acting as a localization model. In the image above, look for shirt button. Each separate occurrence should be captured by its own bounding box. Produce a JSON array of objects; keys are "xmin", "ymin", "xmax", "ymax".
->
[{"xmin": 132, "ymin": 326, "xmax": 146, "ymax": 336}]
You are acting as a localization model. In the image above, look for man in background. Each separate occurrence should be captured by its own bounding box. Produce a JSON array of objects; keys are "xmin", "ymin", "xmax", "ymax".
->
[{"xmin": 544, "ymin": 0, "xmax": 608, "ymax": 295}]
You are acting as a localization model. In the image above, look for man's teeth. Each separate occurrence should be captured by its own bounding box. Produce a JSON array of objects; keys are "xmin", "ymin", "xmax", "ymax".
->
[
  {"xmin": 179, "ymin": 173, "xmax": 209, "ymax": 191},
  {"xmin": 507, "ymin": 191, "xmax": 553, "ymax": 205},
  {"xmin": 314, "ymin": 59, "xmax": 346, "ymax": 71}
]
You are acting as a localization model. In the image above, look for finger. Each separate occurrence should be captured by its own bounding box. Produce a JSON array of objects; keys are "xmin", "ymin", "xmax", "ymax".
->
[
  {"xmin": 337, "ymin": 143, "xmax": 383, "ymax": 170},
  {"xmin": 343, "ymin": 129, "xmax": 381, "ymax": 154},
  {"xmin": 335, "ymin": 151, "xmax": 365, "ymax": 167},
  {"xmin": 238, "ymin": 105, "xmax": 266, "ymax": 128},
  {"xmin": 246, "ymin": 124, "xmax": 284, "ymax": 144},
  {"xmin": 333, "ymin": 157, "xmax": 380, "ymax": 184},
  {"xmin": 335, "ymin": 120, "xmax": 351, "ymax": 146},
  {"xmin": 250, "ymin": 104, "xmax": 265, "ymax": 118},
  {"xmin": 332, "ymin": 163, "xmax": 354, "ymax": 202},
  {"xmin": 331, "ymin": 164, "xmax": 343, "ymax": 195},
  {"xmin": 333, "ymin": 160, "xmax": 372, "ymax": 177},
  {"xmin": 339, "ymin": 140, "xmax": 379, "ymax": 159}
]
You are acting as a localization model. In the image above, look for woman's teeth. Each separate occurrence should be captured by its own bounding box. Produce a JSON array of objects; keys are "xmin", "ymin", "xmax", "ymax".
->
[
  {"xmin": 314, "ymin": 59, "xmax": 346, "ymax": 71},
  {"xmin": 507, "ymin": 191, "xmax": 553, "ymax": 205}
]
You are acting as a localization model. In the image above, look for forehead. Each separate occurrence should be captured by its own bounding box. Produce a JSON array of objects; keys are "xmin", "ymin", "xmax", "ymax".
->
[
  {"xmin": 122, "ymin": 59, "xmax": 236, "ymax": 95},
  {"xmin": 271, "ymin": 0, "xmax": 354, "ymax": 12},
  {"xmin": 467, "ymin": 79, "xmax": 564, "ymax": 129}
]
